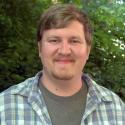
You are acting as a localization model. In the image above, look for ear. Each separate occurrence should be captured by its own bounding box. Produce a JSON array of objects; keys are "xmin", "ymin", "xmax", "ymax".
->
[
  {"xmin": 87, "ymin": 45, "xmax": 91, "ymax": 60},
  {"xmin": 38, "ymin": 42, "xmax": 41, "ymax": 58}
]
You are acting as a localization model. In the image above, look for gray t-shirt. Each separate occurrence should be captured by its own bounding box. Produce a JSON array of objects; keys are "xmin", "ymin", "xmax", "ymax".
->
[{"xmin": 39, "ymin": 81, "xmax": 88, "ymax": 125}]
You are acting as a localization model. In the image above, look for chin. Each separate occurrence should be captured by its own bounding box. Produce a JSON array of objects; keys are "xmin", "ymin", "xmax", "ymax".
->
[{"xmin": 52, "ymin": 72, "xmax": 74, "ymax": 80}]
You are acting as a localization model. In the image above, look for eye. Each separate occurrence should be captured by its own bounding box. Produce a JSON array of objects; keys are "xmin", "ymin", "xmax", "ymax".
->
[
  {"xmin": 47, "ymin": 38, "xmax": 60, "ymax": 44},
  {"xmin": 70, "ymin": 39, "xmax": 81, "ymax": 44},
  {"xmin": 49, "ymin": 39, "xmax": 58, "ymax": 43}
]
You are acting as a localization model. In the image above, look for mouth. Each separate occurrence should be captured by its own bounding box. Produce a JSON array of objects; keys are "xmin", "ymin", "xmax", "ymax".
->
[{"xmin": 54, "ymin": 59, "xmax": 74, "ymax": 64}]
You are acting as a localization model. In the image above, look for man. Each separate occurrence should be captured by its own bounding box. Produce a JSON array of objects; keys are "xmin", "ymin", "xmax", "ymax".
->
[{"xmin": 0, "ymin": 4, "xmax": 125, "ymax": 125}]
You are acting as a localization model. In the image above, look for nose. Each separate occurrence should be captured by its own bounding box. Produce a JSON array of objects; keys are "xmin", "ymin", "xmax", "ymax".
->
[{"xmin": 58, "ymin": 41, "xmax": 71, "ymax": 55}]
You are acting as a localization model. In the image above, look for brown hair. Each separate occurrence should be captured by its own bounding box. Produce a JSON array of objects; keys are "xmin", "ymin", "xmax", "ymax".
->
[{"xmin": 37, "ymin": 4, "xmax": 92, "ymax": 46}]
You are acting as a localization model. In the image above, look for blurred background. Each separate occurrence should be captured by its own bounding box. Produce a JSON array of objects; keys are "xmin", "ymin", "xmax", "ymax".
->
[{"xmin": 0, "ymin": 0, "xmax": 125, "ymax": 101}]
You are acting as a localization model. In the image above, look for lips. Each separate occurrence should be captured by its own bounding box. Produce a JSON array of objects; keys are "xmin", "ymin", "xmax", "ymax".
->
[{"xmin": 54, "ymin": 58, "xmax": 74, "ymax": 64}]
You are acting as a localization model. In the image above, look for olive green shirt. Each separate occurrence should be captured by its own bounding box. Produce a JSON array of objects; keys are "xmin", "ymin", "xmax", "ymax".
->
[{"xmin": 39, "ymin": 81, "xmax": 88, "ymax": 125}]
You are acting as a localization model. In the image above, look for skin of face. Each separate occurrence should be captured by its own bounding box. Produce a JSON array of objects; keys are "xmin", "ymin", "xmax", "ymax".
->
[{"xmin": 38, "ymin": 21, "xmax": 91, "ymax": 95}]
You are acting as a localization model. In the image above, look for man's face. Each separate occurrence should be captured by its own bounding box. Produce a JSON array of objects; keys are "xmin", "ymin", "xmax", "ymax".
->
[{"xmin": 38, "ymin": 21, "xmax": 91, "ymax": 81}]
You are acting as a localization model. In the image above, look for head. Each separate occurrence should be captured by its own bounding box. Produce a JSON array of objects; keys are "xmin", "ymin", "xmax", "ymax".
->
[
  {"xmin": 37, "ymin": 4, "xmax": 92, "ymax": 82},
  {"xmin": 37, "ymin": 4, "xmax": 92, "ymax": 46}
]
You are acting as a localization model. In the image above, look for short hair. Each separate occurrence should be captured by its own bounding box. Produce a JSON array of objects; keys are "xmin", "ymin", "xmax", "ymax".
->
[{"xmin": 37, "ymin": 4, "xmax": 92, "ymax": 46}]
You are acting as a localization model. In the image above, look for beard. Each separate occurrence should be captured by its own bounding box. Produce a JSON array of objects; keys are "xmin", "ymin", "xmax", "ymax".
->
[{"xmin": 51, "ymin": 70, "xmax": 74, "ymax": 80}]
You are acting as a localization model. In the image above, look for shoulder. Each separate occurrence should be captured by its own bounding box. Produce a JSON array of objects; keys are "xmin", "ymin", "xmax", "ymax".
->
[
  {"xmin": 84, "ymin": 74, "xmax": 125, "ymax": 123},
  {"xmin": 0, "ymin": 77, "xmax": 35, "ymax": 95},
  {"xmin": 92, "ymin": 79, "xmax": 125, "ymax": 109},
  {"xmin": 0, "ymin": 76, "xmax": 36, "ymax": 112},
  {"xmin": 84, "ymin": 74, "xmax": 125, "ymax": 108}
]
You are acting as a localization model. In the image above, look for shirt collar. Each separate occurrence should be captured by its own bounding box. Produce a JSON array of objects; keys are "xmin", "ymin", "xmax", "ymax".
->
[
  {"xmin": 12, "ymin": 71, "xmax": 113, "ymax": 104},
  {"xmin": 83, "ymin": 74, "xmax": 113, "ymax": 103}
]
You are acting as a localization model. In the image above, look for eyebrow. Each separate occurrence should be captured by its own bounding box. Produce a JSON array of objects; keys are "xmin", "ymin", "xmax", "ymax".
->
[
  {"xmin": 70, "ymin": 36, "xmax": 82, "ymax": 40},
  {"xmin": 47, "ymin": 35, "xmax": 82, "ymax": 40},
  {"xmin": 47, "ymin": 36, "xmax": 60, "ymax": 39}
]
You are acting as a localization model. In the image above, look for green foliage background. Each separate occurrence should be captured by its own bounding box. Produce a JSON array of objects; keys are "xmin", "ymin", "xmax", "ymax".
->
[{"xmin": 0, "ymin": 0, "xmax": 125, "ymax": 101}]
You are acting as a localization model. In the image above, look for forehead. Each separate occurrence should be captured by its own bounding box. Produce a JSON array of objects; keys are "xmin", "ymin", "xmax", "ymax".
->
[{"xmin": 42, "ymin": 21, "xmax": 85, "ymax": 38}]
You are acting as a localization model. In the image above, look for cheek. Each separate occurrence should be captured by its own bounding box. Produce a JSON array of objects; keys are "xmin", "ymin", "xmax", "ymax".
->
[
  {"xmin": 76, "ymin": 49, "xmax": 89, "ymax": 59},
  {"xmin": 39, "ymin": 44, "xmax": 49, "ymax": 57},
  {"xmin": 41, "ymin": 43, "xmax": 57, "ymax": 55},
  {"xmin": 40, "ymin": 46, "xmax": 55, "ymax": 63}
]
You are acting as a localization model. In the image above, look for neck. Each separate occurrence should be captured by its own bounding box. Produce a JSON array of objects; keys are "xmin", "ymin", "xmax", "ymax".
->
[{"xmin": 40, "ymin": 73, "xmax": 83, "ymax": 97}]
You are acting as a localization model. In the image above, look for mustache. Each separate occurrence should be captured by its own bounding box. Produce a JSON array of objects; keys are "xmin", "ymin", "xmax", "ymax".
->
[{"xmin": 54, "ymin": 55, "xmax": 75, "ymax": 61}]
